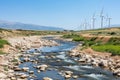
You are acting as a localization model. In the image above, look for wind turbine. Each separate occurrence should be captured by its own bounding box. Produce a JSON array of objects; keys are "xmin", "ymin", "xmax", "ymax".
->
[
  {"xmin": 92, "ymin": 13, "xmax": 96, "ymax": 29},
  {"xmin": 108, "ymin": 17, "xmax": 112, "ymax": 28},
  {"xmin": 106, "ymin": 14, "xmax": 112, "ymax": 28},
  {"xmin": 100, "ymin": 8, "xmax": 104, "ymax": 28},
  {"xmin": 80, "ymin": 23, "xmax": 84, "ymax": 30},
  {"xmin": 84, "ymin": 19, "xmax": 87, "ymax": 30}
]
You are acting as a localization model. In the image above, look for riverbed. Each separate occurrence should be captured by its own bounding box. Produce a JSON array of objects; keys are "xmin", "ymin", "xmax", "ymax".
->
[{"xmin": 15, "ymin": 37, "xmax": 120, "ymax": 80}]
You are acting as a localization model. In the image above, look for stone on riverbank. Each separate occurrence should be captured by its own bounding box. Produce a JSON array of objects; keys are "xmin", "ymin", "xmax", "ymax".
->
[
  {"xmin": 64, "ymin": 71, "xmax": 73, "ymax": 79},
  {"xmin": 43, "ymin": 77, "xmax": 53, "ymax": 80}
]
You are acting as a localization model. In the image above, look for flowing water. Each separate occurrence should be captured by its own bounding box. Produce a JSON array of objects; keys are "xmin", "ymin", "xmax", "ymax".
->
[{"xmin": 17, "ymin": 37, "xmax": 120, "ymax": 80}]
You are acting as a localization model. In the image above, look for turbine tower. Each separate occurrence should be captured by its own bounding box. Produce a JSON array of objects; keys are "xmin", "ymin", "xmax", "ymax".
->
[
  {"xmin": 106, "ymin": 14, "xmax": 112, "ymax": 28},
  {"xmin": 84, "ymin": 19, "xmax": 87, "ymax": 30},
  {"xmin": 100, "ymin": 8, "xmax": 104, "ymax": 28},
  {"xmin": 108, "ymin": 17, "xmax": 112, "ymax": 28},
  {"xmin": 92, "ymin": 13, "xmax": 96, "ymax": 29}
]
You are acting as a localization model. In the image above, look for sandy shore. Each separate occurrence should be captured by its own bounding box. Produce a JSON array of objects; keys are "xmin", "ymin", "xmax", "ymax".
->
[{"xmin": 0, "ymin": 36, "xmax": 59, "ymax": 80}]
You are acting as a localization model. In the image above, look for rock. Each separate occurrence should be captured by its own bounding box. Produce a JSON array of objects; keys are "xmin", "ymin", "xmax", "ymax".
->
[
  {"xmin": 30, "ymin": 60, "xmax": 35, "ymax": 62},
  {"xmin": 117, "ymin": 73, "xmax": 120, "ymax": 77},
  {"xmin": 37, "ymin": 70, "xmax": 41, "ymax": 73},
  {"xmin": 98, "ymin": 62, "xmax": 104, "ymax": 67},
  {"xmin": 65, "ymin": 71, "xmax": 73, "ymax": 75},
  {"xmin": 14, "ymin": 67, "xmax": 21, "ymax": 71},
  {"xmin": 64, "ymin": 75, "xmax": 71, "ymax": 79},
  {"xmin": 22, "ymin": 67, "xmax": 29, "ymax": 72},
  {"xmin": 37, "ymin": 64, "xmax": 48, "ymax": 71},
  {"xmin": 20, "ymin": 74, "xmax": 28, "ymax": 79},
  {"xmin": 0, "ymin": 73, "xmax": 7, "ymax": 78},
  {"xmin": 7, "ymin": 73, "xmax": 14, "ymax": 78},
  {"xmin": 15, "ymin": 73, "xmax": 22, "ymax": 76},
  {"xmin": 64, "ymin": 71, "xmax": 73, "ymax": 79},
  {"xmin": 29, "ymin": 71, "xmax": 34, "ymax": 74},
  {"xmin": 43, "ymin": 77, "xmax": 53, "ymax": 80},
  {"xmin": 72, "ymin": 75, "xmax": 78, "ymax": 79},
  {"xmin": 10, "ymin": 77, "xmax": 16, "ymax": 80},
  {"xmin": 78, "ymin": 58, "xmax": 86, "ymax": 63},
  {"xmin": 23, "ymin": 57, "xmax": 30, "ymax": 62},
  {"xmin": 13, "ymin": 66, "xmax": 21, "ymax": 71},
  {"xmin": 56, "ymin": 59, "xmax": 61, "ymax": 62}
]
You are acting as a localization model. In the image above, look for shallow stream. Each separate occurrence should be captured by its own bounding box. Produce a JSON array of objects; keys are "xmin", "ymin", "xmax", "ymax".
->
[{"xmin": 17, "ymin": 37, "xmax": 120, "ymax": 80}]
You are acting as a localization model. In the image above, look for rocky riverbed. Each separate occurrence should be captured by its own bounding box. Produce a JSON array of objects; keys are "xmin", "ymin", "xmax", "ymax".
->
[
  {"xmin": 0, "ymin": 36, "xmax": 120, "ymax": 80},
  {"xmin": 0, "ymin": 36, "xmax": 59, "ymax": 80}
]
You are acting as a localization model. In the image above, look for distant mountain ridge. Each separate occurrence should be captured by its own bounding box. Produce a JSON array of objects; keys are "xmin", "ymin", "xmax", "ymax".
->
[{"xmin": 0, "ymin": 20, "xmax": 64, "ymax": 31}]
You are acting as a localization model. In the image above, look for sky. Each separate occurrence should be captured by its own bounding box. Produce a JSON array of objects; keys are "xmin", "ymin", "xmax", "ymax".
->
[{"xmin": 0, "ymin": 0, "xmax": 120, "ymax": 30}]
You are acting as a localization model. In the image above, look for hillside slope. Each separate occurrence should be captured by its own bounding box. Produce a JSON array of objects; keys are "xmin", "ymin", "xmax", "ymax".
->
[{"xmin": 0, "ymin": 20, "xmax": 64, "ymax": 31}]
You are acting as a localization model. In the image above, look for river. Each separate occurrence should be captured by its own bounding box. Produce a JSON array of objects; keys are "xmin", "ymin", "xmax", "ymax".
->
[{"xmin": 17, "ymin": 37, "xmax": 119, "ymax": 80}]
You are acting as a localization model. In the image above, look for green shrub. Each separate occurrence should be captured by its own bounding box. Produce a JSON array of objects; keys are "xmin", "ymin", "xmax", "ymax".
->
[
  {"xmin": 0, "ymin": 39, "xmax": 10, "ymax": 48},
  {"xmin": 62, "ymin": 34, "xmax": 80, "ymax": 38},
  {"xmin": 108, "ymin": 37, "xmax": 120, "ymax": 45},
  {"xmin": 72, "ymin": 36, "xmax": 85, "ymax": 41},
  {"xmin": 90, "ymin": 37, "xmax": 97, "ymax": 41},
  {"xmin": 108, "ymin": 32, "xmax": 116, "ymax": 35}
]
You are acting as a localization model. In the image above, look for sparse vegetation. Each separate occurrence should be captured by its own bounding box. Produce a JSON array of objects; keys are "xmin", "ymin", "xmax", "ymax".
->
[
  {"xmin": 91, "ymin": 37, "xmax": 120, "ymax": 55},
  {"xmin": 0, "ymin": 50, "xmax": 5, "ymax": 55},
  {"xmin": 92, "ymin": 45, "xmax": 120, "ymax": 55},
  {"xmin": 62, "ymin": 31, "xmax": 120, "ymax": 55},
  {"xmin": 62, "ymin": 33, "xmax": 79, "ymax": 38},
  {"xmin": 0, "ymin": 39, "xmax": 10, "ymax": 48}
]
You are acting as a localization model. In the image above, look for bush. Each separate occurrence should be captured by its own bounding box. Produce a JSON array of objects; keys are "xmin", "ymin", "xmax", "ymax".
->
[
  {"xmin": 90, "ymin": 37, "xmax": 97, "ymax": 41},
  {"xmin": 72, "ymin": 36, "xmax": 85, "ymax": 41},
  {"xmin": 108, "ymin": 37, "xmax": 120, "ymax": 45},
  {"xmin": 108, "ymin": 32, "xmax": 116, "ymax": 35},
  {"xmin": 62, "ymin": 34, "xmax": 80, "ymax": 38},
  {"xmin": 0, "ymin": 39, "xmax": 10, "ymax": 48}
]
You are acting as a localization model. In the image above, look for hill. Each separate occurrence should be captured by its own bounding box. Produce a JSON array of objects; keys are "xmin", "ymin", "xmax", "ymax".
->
[{"xmin": 0, "ymin": 20, "xmax": 64, "ymax": 31}]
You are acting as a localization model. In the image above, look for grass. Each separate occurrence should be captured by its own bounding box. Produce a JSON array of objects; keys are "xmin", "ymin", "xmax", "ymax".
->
[
  {"xmin": 0, "ymin": 39, "xmax": 10, "ymax": 48},
  {"xmin": 108, "ymin": 37, "xmax": 120, "ymax": 45},
  {"xmin": 91, "ymin": 37, "xmax": 120, "ymax": 55},
  {"xmin": 72, "ymin": 36, "xmax": 85, "ymax": 41},
  {"xmin": 62, "ymin": 34, "xmax": 120, "ymax": 55},
  {"xmin": 92, "ymin": 44, "xmax": 120, "ymax": 55},
  {"xmin": 0, "ymin": 50, "xmax": 5, "ymax": 55}
]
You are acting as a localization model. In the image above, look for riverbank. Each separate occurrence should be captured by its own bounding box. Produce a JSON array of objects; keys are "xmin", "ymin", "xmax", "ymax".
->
[
  {"xmin": 70, "ymin": 44, "xmax": 120, "ymax": 77},
  {"xmin": 0, "ymin": 36, "xmax": 59, "ymax": 80}
]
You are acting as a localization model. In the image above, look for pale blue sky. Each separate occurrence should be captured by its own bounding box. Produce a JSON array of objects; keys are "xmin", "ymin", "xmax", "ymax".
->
[{"xmin": 0, "ymin": 0, "xmax": 120, "ymax": 30}]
